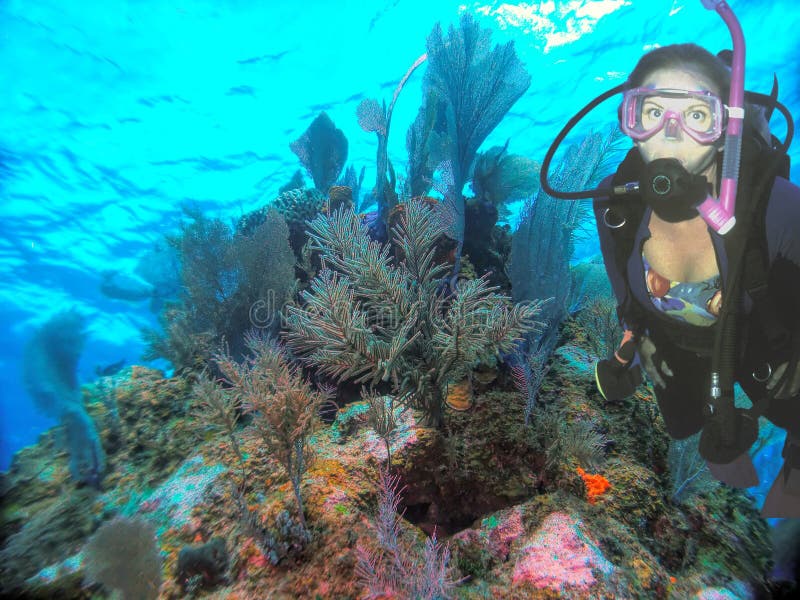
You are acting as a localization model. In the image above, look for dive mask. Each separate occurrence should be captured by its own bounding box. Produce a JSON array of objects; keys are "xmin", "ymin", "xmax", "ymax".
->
[{"xmin": 621, "ymin": 87, "xmax": 726, "ymax": 144}]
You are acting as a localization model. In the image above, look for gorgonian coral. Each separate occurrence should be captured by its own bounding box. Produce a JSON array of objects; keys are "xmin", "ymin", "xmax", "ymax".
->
[
  {"xmin": 423, "ymin": 13, "xmax": 530, "ymax": 255},
  {"xmin": 284, "ymin": 199, "xmax": 542, "ymax": 427}
]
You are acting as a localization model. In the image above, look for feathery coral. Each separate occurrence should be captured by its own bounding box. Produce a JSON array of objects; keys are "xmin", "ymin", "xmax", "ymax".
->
[{"xmin": 285, "ymin": 199, "xmax": 542, "ymax": 427}]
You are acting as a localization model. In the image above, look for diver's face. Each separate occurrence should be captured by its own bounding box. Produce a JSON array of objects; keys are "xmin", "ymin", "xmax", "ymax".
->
[{"xmin": 633, "ymin": 67, "xmax": 722, "ymax": 177}]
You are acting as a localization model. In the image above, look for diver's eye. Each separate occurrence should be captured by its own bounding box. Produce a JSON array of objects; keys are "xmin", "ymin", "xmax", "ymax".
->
[
  {"xmin": 689, "ymin": 111, "xmax": 707, "ymax": 121},
  {"xmin": 643, "ymin": 107, "xmax": 662, "ymax": 121}
]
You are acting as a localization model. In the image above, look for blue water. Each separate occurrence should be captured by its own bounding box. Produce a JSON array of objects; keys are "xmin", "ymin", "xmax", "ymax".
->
[{"xmin": 1, "ymin": 0, "xmax": 799, "ymax": 471}]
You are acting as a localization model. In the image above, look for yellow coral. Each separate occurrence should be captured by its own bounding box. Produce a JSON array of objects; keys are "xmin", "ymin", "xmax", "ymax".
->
[{"xmin": 445, "ymin": 378, "xmax": 473, "ymax": 411}]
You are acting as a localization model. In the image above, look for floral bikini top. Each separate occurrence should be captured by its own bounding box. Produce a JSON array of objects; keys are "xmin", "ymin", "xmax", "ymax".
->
[{"xmin": 642, "ymin": 252, "xmax": 722, "ymax": 327}]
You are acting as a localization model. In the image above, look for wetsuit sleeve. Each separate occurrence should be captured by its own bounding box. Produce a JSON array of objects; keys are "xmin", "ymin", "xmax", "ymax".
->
[{"xmin": 592, "ymin": 183, "xmax": 644, "ymax": 375}]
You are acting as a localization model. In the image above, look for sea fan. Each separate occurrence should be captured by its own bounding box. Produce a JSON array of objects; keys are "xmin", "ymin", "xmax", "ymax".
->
[
  {"xmin": 290, "ymin": 111, "xmax": 348, "ymax": 192},
  {"xmin": 424, "ymin": 13, "xmax": 531, "ymax": 247}
]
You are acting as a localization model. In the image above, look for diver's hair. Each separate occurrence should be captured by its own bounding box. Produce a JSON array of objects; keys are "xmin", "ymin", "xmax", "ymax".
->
[{"xmin": 626, "ymin": 43, "xmax": 731, "ymax": 100}]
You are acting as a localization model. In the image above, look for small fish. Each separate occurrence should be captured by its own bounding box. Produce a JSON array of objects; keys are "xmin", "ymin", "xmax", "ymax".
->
[{"xmin": 95, "ymin": 358, "xmax": 126, "ymax": 378}]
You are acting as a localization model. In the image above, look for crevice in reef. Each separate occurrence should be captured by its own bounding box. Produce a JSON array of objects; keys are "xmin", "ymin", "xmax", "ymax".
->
[{"xmin": 397, "ymin": 478, "xmax": 520, "ymax": 537}]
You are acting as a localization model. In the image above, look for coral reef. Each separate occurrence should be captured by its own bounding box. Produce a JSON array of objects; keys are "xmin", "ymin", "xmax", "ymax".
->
[
  {"xmin": 108, "ymin": 366, "xmax": 201, "ymax": 487},
  {"xmin": 1, "ymin": 17, "xmax": 790, "ymax": 598},
  {"xmin": 0, "ymin": 329, "xmax": 782, "ymax": 598}
]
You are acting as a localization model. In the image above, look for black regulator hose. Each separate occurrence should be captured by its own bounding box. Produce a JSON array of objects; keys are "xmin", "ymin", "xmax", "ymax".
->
[
  {"xmin": 700, "ymin": 104, "xmax": 794, "ymax": 464},
  {"xmin": 539, "ymin": 83, "xmax": 626, "ymax": 200},
  {"xmin": 538, "ymin": 86, "xmax": 794, "ymax": 203},
  {"xmin": 745, "ymin": 91, "xmax": 795, "ymax": 152}
]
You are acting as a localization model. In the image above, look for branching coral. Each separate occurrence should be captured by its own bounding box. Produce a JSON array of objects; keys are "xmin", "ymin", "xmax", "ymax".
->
[
  {"xmin": 214, "ymin": 332, "xmax": 326, "ymax": 529},
  {"xmin": 284, "ymin": 199, "xmax": 542, "ymax": 428},
  {"xmin": 191, "ymin": 373, "xmax": 244, "ymax": 472},
  {"xmin": 356, "ymin": 468, "xmax": 458, "ymax": 599}
]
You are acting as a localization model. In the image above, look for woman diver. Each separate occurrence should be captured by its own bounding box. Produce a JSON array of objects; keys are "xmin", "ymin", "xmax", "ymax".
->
[
  {"xmin": 540, "ymin": 2, "xmax": 800, "ymax": 519},
  {"xmin": 595, "ymin": 43, "xmax": 800, "ymax": 518}
]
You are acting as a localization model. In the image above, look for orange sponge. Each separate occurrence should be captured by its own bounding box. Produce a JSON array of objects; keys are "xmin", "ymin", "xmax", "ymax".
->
[{"xmin": 576, "ymin": 467, "xmax": 611, "ymax": 504}]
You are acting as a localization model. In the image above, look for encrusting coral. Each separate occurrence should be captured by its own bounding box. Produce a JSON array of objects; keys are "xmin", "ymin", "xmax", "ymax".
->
[{"xmin": 576, "ymin": 466, "xmax": 612, "ymax": 504}]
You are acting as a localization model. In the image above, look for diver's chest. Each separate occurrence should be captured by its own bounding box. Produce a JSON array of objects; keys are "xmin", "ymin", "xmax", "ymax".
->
[{"xmin": 642, "ymin": 220, "xmax": 719, "ymax": 283}]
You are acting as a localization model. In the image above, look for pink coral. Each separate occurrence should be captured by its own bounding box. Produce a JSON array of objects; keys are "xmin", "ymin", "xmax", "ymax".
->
[
  {"xmin": 512, "ymin": 512, "xmax": 614, "ymax": 593},
  {"xmin": 486, "ymin": 508, "xmax": 525, "ymax": 561}
]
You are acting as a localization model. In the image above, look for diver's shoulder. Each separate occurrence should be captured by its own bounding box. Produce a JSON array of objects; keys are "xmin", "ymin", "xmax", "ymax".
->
[
  {"xmin": 770, "ymin": 174, "xmax": 799, "ymax": 192},
  {"xmin": 767, "ymin": 175, "xmax": 800, "ymax": 209},
  {"xmin": 765, "ymin": 175, "xmax": 800, "ymax": 234}
]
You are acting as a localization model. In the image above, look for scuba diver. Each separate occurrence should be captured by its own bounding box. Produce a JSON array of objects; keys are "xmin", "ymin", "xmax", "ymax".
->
[{"xmin": 540, "ymin": 1, "xmax": 799, "ymax": 518}]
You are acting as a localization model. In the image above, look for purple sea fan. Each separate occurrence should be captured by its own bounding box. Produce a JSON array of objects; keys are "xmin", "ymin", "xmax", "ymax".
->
[
  {"xmin": 355, "ymin": 467, "xmax": 459, "ymax": 599},
  {"xmin": 290, "ymin": 111, "xmax": 348, "ymax": 192}
]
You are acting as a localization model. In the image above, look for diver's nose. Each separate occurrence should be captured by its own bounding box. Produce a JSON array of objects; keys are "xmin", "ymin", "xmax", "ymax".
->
[{"xmin": 663, "ymin": 116, "xmax": 682, "ymax": 140}]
